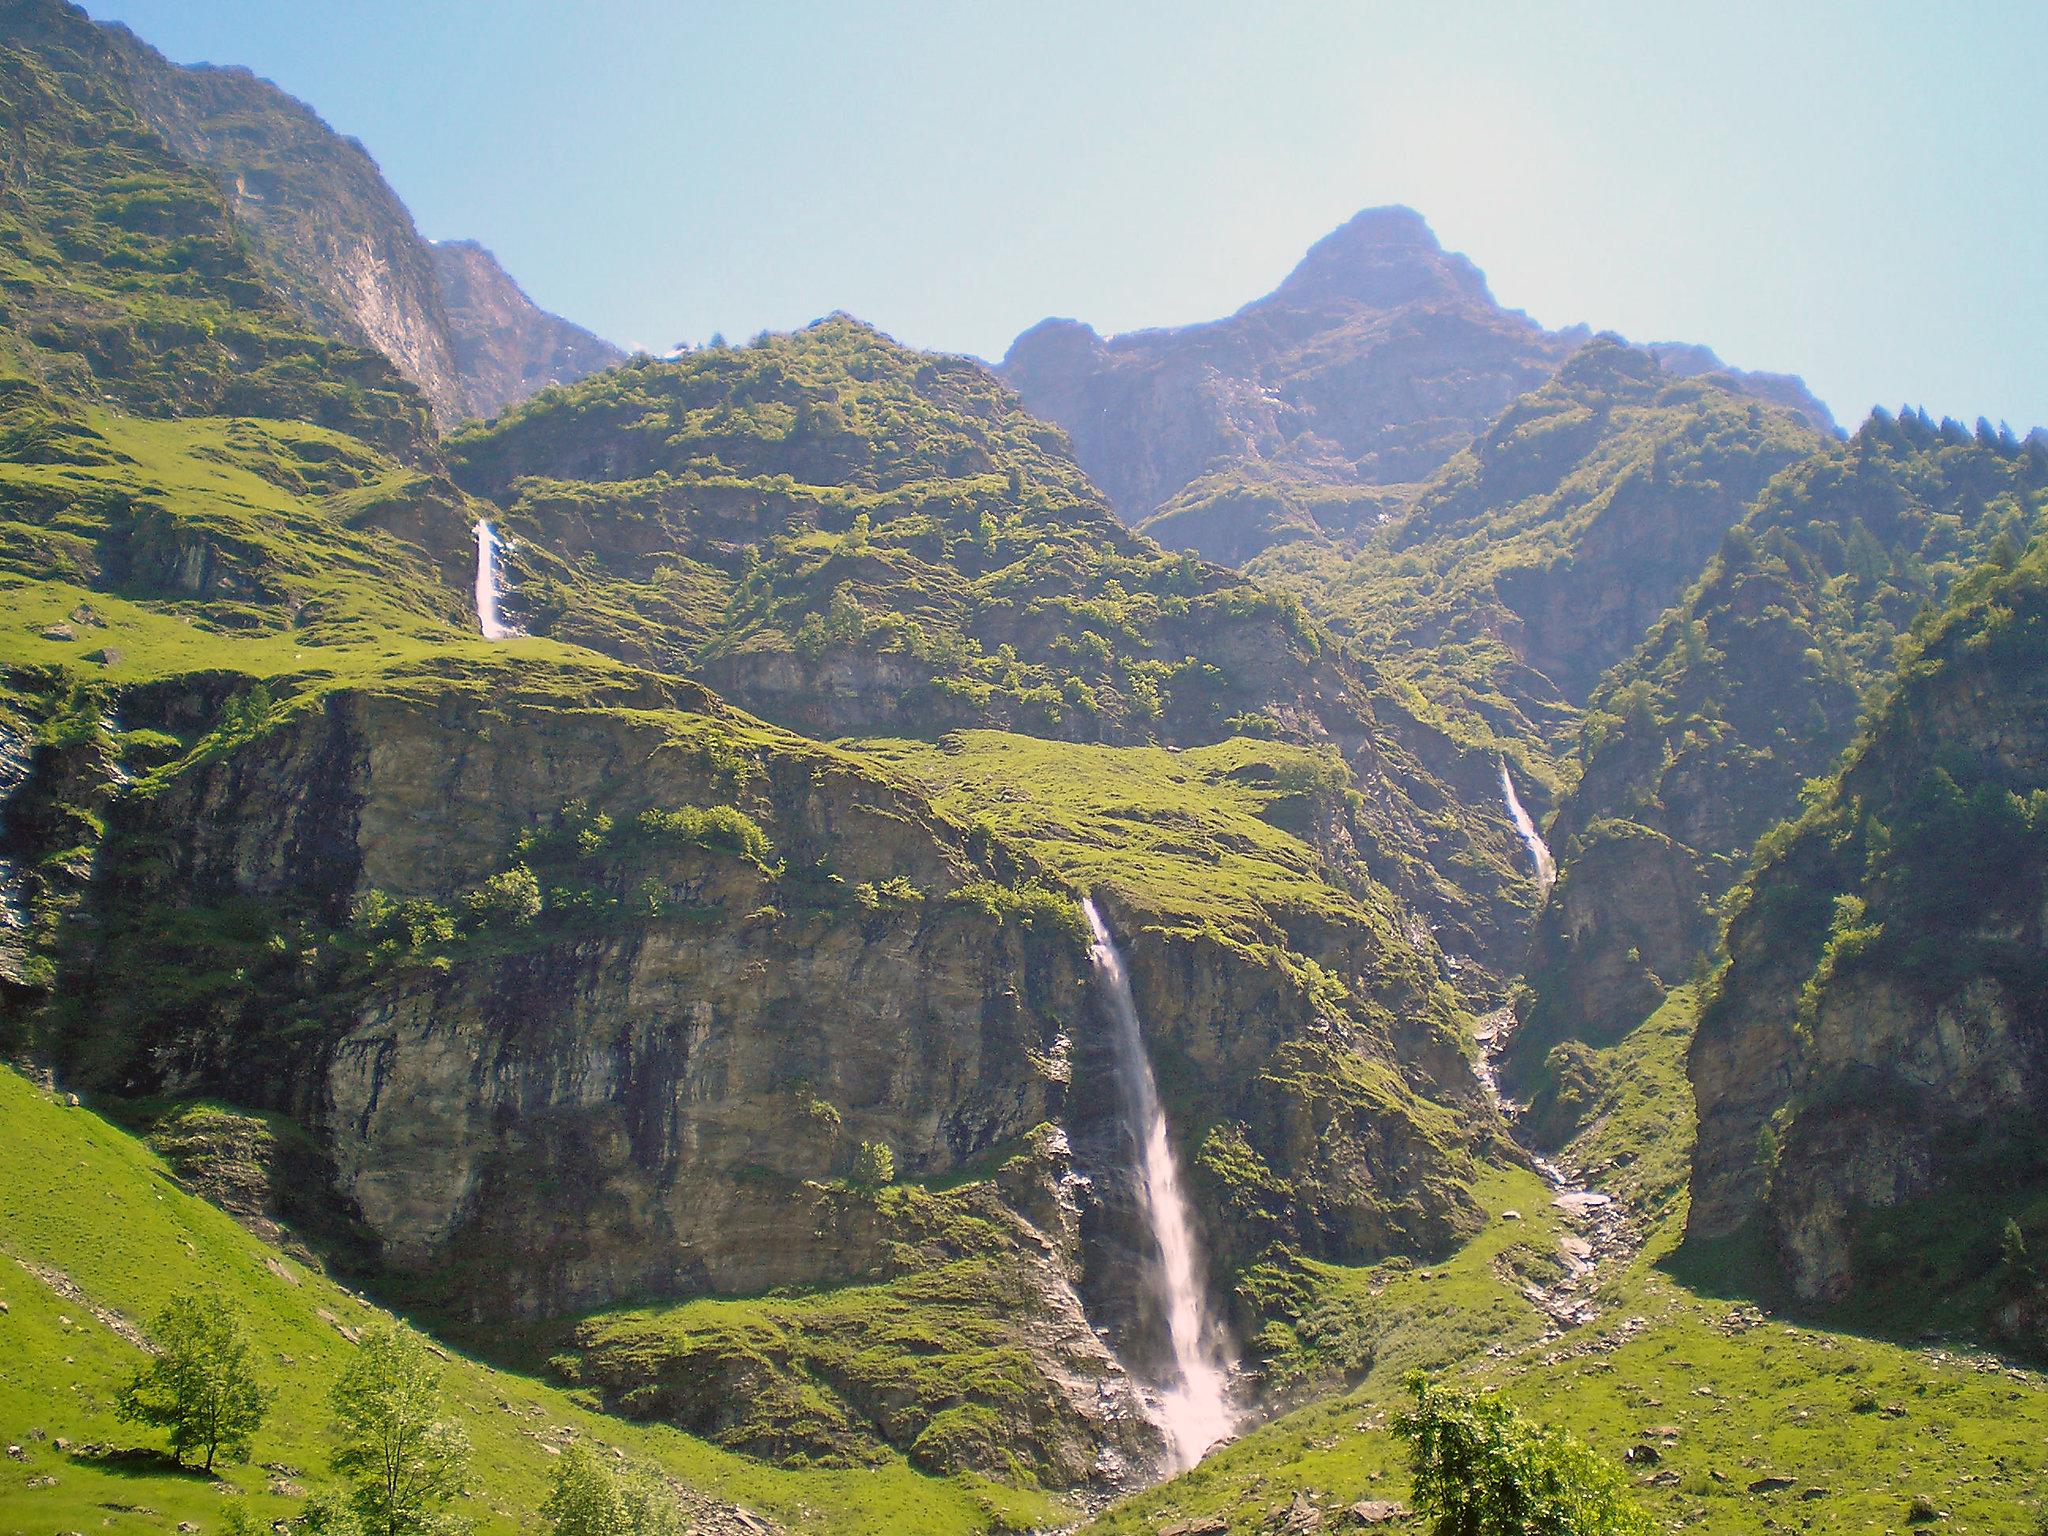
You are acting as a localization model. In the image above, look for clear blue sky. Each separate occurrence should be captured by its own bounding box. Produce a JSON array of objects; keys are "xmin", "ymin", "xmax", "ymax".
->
[{"xmin": 81, "ymin": 1, "xmax": 2048, "ymax": 432}]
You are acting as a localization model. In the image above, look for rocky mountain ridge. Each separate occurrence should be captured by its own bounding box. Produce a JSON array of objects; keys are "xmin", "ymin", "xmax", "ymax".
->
[
  {"xmin": 1001, "ymin": 205, "xmax": 1836, "ymax": 554},
  {"xmin": 1, "ymin": 0, "xmax": 623, "ymax": 426}
]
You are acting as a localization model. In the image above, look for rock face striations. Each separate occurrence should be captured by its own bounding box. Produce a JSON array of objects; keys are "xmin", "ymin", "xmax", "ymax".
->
[
  {"xmin": 0, "ymin": 0, "xmax": 623, "ymax": 426},
  {"xmin": 1000, "ymin": 205, "xmax": 1835, "ymax": 561},
  {"xmin": 1689, "ymin": 529, "xmax": 2048, "ymax": 1328}
]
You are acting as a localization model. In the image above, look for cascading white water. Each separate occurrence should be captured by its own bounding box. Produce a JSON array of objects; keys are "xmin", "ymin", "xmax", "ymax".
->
[
  {"xmin": 1499, "ymin": 761, "xmax": 1556, "ymax": 891},
  {"xmin": 1081, "ymin": 897, "xmax": 1235, "ymax": 1470},
  {"xmin": 473, "ymin": 519, "xmax": 514, "ymax": 640}
]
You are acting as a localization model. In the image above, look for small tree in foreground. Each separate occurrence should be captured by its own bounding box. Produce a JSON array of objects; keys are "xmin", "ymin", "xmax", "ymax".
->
[
  {"xmin": 116, "ymin": 1288, "xmax": 272, "ymax": 1471},
  {"xmin": 543, "ymin": 1444, "xmax": 627, "ymax": 1536},
  {"xmin": 330, "ymin": 1323, "xmax": 472, "ymax": 1536},
  {"xmin": 1392, "ymin": 1370, "xmax": 1655, "ymax": 1536}
]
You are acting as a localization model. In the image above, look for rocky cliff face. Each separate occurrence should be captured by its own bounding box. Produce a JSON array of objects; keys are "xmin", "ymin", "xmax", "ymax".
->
[
  {"xmin": 1689, "ymin": 534, "xmax": 2048, "ymax": 1316},
  {"xmin": 429, "ymin": 240, "xmax": 627, "ymax": 420},
  {"xmin": 1512, "ymin": 416, "xmax": 2048, "ymax": 1094},
  {"xmin": 1000, "ymin": 207, "xmax": 1837, "ymax": 555},
  {"xmin": 1001, "ymin": 207, "xmax": 1581, "ymax": 525},
  {"xmin": 5, "ymin": 0, "xmax": 623, "ymax": 425}
]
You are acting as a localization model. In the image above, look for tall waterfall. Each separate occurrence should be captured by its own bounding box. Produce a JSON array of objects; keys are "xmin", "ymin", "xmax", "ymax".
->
[
  {"xmin": 1081, "ymin": 897, "xmax": 1235, "ymax": 1470},
  {"xmin": 473, "ymin": 519, "xmax": 514, "ymax": 640},
  {"xmin": 1499, "ymin": 761, "xmax": 1556, "ymax": 891}
]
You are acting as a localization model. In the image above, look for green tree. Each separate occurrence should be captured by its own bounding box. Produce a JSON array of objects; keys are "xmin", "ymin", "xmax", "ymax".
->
[
  {"xmin": 1392, "ymin": 1371, "xmax": 1654, "ymax": 1535},
  {"xmin": 541, "ymin": 1445, "xmax": 683, "ymax": 1536},
  {"xmin": 850, "ymin": 1139, "xmax": 896, "ymax": 1188},
  {"xmin": 330, "ymin": 1324, "xmax": 472, "ymax": 1536},
  {"xmin": 543, "ymin": 1444, "xmax": 628, "ymax": 1536},
  {"xmin": 619, "ymin": 1473, "xmax": 685, "ymax": 1536},
  {"xmin": 463, "ymin": 864, "xmax": 542, "ymax": 926},
  {"xmin": 115, "ymin": 1288, "xmax": 272, "ymax": 1471},
  {"xmin": 299, "ymin": 1489, "xmax": 366, "ymax": 1536}
]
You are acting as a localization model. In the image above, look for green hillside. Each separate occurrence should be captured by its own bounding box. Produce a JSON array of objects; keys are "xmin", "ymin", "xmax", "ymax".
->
[{"xmin": 0, "ymin": 1065, "xmax": 1068, "ymax": 1535}]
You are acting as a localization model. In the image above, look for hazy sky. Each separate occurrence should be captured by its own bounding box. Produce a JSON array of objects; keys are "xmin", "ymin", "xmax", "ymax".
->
[{"xmin": 81, "ymin": 1, "xmax": 2047, "ymax": 432}]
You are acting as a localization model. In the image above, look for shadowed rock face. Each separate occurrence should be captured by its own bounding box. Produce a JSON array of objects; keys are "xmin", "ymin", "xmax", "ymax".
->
[
  {"xmin": 13, "ymin": 0, "xmax": 623, "ymax": 425},
  {"xmin": 1688, "ymin": 539, "xmax": 2048, "ymax": 1307},
  {"xmin": 1001, "ymin": 207, "xmax": 1582, "ymax": 522}
]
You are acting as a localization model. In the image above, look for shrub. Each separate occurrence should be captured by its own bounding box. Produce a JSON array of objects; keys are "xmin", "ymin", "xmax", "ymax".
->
[
  {"xmin": 1393, "ymin": 1371, "xmax": 1654, "ymax": 1535},
  {"xmin": 463, "ymin": 864, "xmax": 542, "ymax": 926},
  {"xmin": 850, "ymin": 1140, "xmax": 896, "ymax": 1188}
]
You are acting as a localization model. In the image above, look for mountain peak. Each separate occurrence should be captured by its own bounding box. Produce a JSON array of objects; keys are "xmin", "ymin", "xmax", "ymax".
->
[{"xmin": 1268, "ymin": 205, "xmax": 1492, "ymax": 311}]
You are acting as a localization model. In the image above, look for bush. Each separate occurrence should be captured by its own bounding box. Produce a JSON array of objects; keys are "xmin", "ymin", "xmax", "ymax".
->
[
  {"xmin": 463, "ymin": 864, "xmax": 542, "ymax": 926},
  {"xmin": 1393, "ymin": 1371, "xmax": 1654, "ymax": 1535},
  {"xmin": 850, "ymin": 1140, "xmax": 896, "ymax": 1188}
]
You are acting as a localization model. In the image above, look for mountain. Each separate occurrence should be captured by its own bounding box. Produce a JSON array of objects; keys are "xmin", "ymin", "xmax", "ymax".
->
[
  {"xmin": 1000, "ymin": 205, "xmax": 1836, "ymax": 553},
  {"xmin": 1689, "ymin": 527, "xmax": 2048, "ymax": 1338},
  {"xmin": 0, "ymin": 0, "xmax": 432, "ymax": 456},
  {"xmin": 9, "ymin": 6, "xmax": 2048, "ymax": 1531},
  {"xmin": 0, "ymin": 21, "xmax": 1520, "ymax": 1497},
  {"xmin": 1236, "ymin": 339, "xmax": 1830, "ymax": 765},
  {"xmin": 444, "ymin": 317, "xmax": 1545, "ymax": 976},
  {"xmin": 0, "ymin": 0, "xmax": 624, "ymax": 426},
  {"xmin": 429, "ymin": 237, "xmax": 625, "ymax": 418},
  {"xmin": 1510, "ymin": 414, "xmax": 2048, "ymax": 1106}
]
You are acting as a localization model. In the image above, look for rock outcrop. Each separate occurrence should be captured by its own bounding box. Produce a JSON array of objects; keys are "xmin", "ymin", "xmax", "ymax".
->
[
  {"xmin": 1689, "ymin": 532, "xmax": 2048, "ymax": 1313},
  {"xmin": 1, "ymin": 0, "xmax": 625, "ymax": 425}
]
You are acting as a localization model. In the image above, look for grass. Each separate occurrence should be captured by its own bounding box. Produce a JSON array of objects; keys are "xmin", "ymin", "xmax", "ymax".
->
[
  {"xmin": 842, "ymin": 729, "xmax": 1372, "ymax": 947},
  {"xmin": 1074, "ymin": 980, "xmax": 2048, "ymax": 1534},
  {"xmin": 0, "ymin": 1065, "xmax": 1072, "ymax": 1535}
]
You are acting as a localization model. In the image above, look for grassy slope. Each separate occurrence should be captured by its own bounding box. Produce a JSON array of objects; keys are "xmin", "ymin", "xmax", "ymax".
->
[
  {"xmin": 1079, "ymin": 987, "xmax": 2048, "ymax": 1534},
  {"xmin": 1241, "ymin": 343, "xmax": 1823, "ymax": 772},
  {"xmin": 0, "ymin": 1066, "xmax": 1068, "ymax": 1536},
  {"xmin": 842, "ymin": 731, "xmax": 1372, "ymax": 945}
]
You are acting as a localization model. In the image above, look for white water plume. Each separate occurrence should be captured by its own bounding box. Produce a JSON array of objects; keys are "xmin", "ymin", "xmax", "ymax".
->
[
  {"xmin": 473, "ymin": 519, "xmax": 514, "ymax": 639},
  {"xmin": 1081, "ymin": 897, "xmax": 1236, "ymax": 1470},
  {"xmin": 1499, "ymin": 761, "xmax": 1556, "ymax": 890}
]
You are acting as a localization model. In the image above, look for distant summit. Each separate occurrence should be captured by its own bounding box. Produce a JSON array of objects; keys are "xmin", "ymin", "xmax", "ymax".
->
[
  {"xmin": 1000, "ymin": 205, "xmax": 1835, "ymax": 529},
  {"xmin": 1266, "ymin": 204, "xmax": 1492, "ymax": 311}
]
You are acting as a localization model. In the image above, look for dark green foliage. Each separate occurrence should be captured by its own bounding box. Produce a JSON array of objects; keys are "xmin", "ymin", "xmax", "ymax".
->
[
  {"xmin": 1392, "ymin": 1371, "xmax": 1654, "ymax": 1535},
  {"xmin": 443, "ymin": 318, "xmax": 1331, "ymax": 746},
  {"xmin": 1693, "ymin": 532, "xmax": 2048, "ymax": 1338},
  {"xmin": 848, "ymin": 1139, "xmax": 896, "ymax": 1188},
  {"xmin": 1242, "ymin": 339, "xmax": 1827, "ymax": 759},
  {"xmin": 116, "ymin": 1287, "xmax": 273, "ymax": 1470},
  {"xmin": 1517, "ymin": 411, "xmax": 2048, "ymax": 1091}
]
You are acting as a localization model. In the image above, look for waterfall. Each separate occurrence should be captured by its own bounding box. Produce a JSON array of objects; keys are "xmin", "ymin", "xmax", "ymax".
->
[
  {"xmin": 1081, "ymin": 897, "xmax": 1235, "ymax": 1470},
  {"xmin": 473, "ymin": 519, "xmax": 514, "ymax": 639},
  {"xmin": 1499, "ymin": 761, "xmax": 1556, "ymax": 891}
]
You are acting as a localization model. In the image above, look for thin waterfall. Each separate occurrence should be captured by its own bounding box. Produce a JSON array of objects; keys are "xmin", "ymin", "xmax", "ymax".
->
[
  {"xmin": 1081, "ymin": 897, "xmax": 1235, "ymax": 1470},
  {"xmin": 474, "ymin": 519, "xmax": 514, "ymax": 639},
  {"xmin": 1499, "ymin": 761, "xmax": 1556, "ymax": 890}
]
